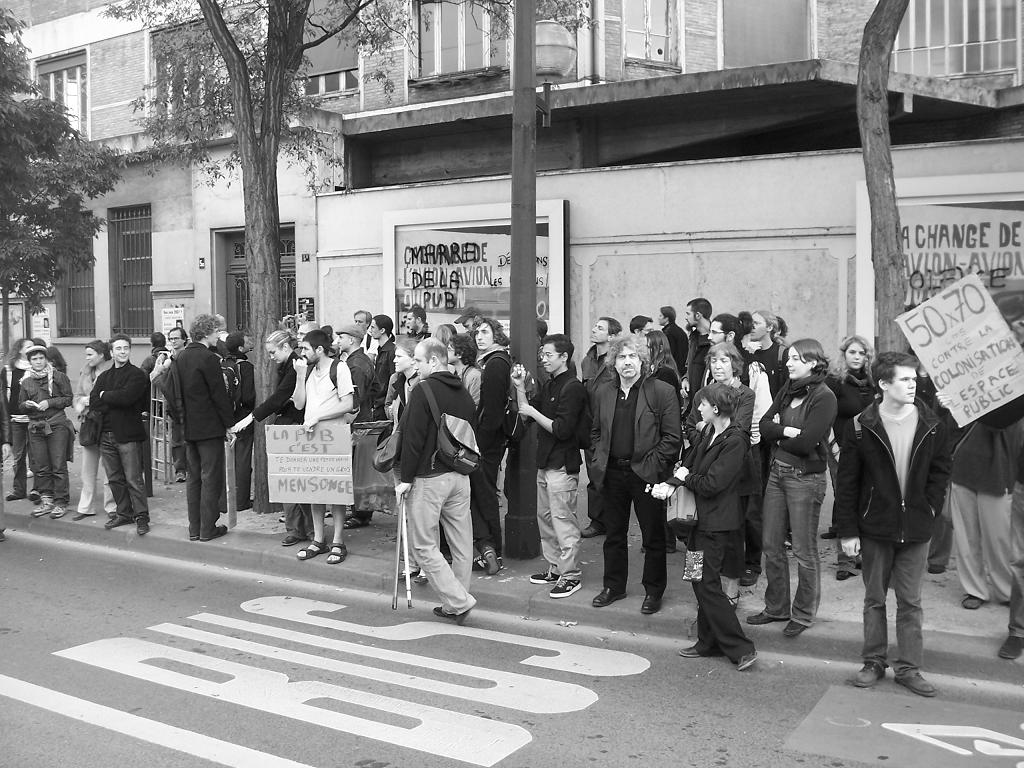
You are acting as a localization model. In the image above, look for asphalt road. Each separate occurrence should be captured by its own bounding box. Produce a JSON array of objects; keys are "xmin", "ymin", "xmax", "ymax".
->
[{"xmin": 2, "ymin": 534, "xmax": 1022, "ymax": 768}]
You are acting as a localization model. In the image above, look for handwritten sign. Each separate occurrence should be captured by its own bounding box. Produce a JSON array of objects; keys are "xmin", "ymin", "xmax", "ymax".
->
[
  {"xmin": 896, "ymin": 273, "xmax": 1024, "ymax": 426},
  {"xmin": 266, "ymin": 423, "xmax": 353, "ymax": 505}
]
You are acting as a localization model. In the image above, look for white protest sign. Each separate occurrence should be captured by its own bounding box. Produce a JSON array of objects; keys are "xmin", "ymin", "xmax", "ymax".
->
[
  {"xmin": 895, "ymin": 273, "xmax": 1024, "ymax": 426},
  {"xmin": 266, "ymin": 423, "xmax": 353, "ymax": 505}
]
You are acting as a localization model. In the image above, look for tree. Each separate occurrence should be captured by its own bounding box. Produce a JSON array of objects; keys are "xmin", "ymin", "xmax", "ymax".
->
[
  {"xmin": 857, "ymin": 0, "xmax": 911, "ymax": 353},
  {"xmin": 107, "ymin": 0, "xmax": 584, "ymax": 514},
  {"xmin": 0, "ymin": 10, "xmax": 122, "ymax": 352}
]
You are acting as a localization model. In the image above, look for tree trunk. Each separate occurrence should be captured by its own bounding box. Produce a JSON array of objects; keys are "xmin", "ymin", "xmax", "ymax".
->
[
  {"xmin": 1, "ymin": 287, "xmax": 9, "ymax": 354},
  {"xmin": 857, "ymin": 0, "xmax": 911, "ymax": 353}
]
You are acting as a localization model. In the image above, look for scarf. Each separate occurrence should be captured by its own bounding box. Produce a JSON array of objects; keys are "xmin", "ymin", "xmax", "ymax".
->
[
  {"xmin": 843, "ymin": 367, "xmax": 874, "ymax": 392},
  {"xmin": 27, "ymin": 363, "xmax": 55, "ymax": 397},
  {"xmin": 781, "ymin": 371, "xmax": 828, "ymax": 407}
]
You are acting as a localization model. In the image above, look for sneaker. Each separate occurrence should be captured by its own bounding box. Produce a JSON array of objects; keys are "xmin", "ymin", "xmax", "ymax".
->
[
  {"xmin": 852, "ymin": 661, "xmax": 885, "ymax": 688},
  {"xmin": 481, "ymin": 545, "xmax": 501, "ymax": 575},
  {"xmin": 736, "ymin": 652, "xmax": 758, "ymax": 671},
  {"xmin": 49, "ymin": 505, "xmax": 67, "ymax": 519},
  {"xmin": 895, "ymin": 671, "xmax": 937, "ymax": 697},
  {"xmin": 998, "ymin": 634, "xmax": 1024, "ymax": 660},
  {"xmin": 550, "ymin": 578, "xmax": 582, "ymax": 599},
  {"xmin": 28, "ymin": 490, "xmax": 41, "ymax": 503},
  {"xmin": 175, "ymin": 470, "xmax": 187, "ymax": 483},
  {"xmin": 136, "ymin": 519, "xmax": 150, "ymax": 536},
  {"xmin": 530, "ymin": 569, "xmax": 560, "ymax": 585},
  {"xmin": 739, "ymin": 569, "xmax": 759, "ymax": 587},
  {"xmin": 32, "ymin": 497, "xmax": 54, "ymax": 518}
]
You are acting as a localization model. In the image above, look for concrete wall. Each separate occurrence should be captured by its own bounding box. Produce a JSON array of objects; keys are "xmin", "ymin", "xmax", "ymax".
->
[{"xmin": 313, "ymin": 138, "xmax": 1024, "ymax": 361}]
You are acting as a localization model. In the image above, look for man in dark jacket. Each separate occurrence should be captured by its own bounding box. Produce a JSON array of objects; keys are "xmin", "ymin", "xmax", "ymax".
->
[
  {"xmin": 337, "ymin": 323, "xmax": 379, "ymax": 529},
  {"xmin": 396, "ymin": 338, "xmax": 478, "ymax": 624},
  {"xmin": 835, "ymin": 351, "xmax": 951, "ymax": 698},
  {"xmin": 588, "ymin": 337, "xmax": 682, "ymax": 614},
  {"xmin": 369, "ymin": 315, "xmax": 396, "ymax": 420},
  {"xmin": 658, "ymin": 305, "xmax": 689, "ymax": 376},
  {"xmin": 0, "ymin": 379, "xmax": 12, "ymax": 541},
  {"xmin": 176, "ymin": 314, "xmax": 235, "ymax": 542},
  {"xmin": 92, "ymin": 334, "xmax": 151, "ymax": 535},
  {"xmin": 683, "ymin": 298, "xmax": 713, "ymax": 408},
  {"xmin": 580, "ymin": 316, "xmax": 620, "ymax": 539},
  {"xmin": 226, "ymin": 331, "xmax": 256, "ymax": 511}
]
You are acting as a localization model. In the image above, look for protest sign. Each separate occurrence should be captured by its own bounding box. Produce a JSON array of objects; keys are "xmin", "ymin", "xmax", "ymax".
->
[
  {"xmin": 896, "ymin": 273, "xmax": 1024, "ymax": 426},
  {"xmin": 266, "ymin": 422, "xmax": 353, "ymax": 505}
]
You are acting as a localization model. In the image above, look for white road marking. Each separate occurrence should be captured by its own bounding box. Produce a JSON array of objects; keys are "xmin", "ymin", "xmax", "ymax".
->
[
  {"xmin": 240, "ymin": 596, "xmax": 650, "ymax": 676},
  {"xmin": 0, "ymin": 672, "xmax": 315, "ymax": 768},
  {"xmin": 56, "ymin": 638, "xmax": 531, "ymax": 767},
  {"xmin": 882, "ymin": 723, "xmax": 1024, "ymax": 760},
  {"xmin": 167, "ymin": 617, "xmax": 596, "ymax": 713}
]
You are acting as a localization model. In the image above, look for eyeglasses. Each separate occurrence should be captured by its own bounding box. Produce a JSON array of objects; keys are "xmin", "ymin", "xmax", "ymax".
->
[{"xmin": 540, "ymin": 351, "xmax": 563, "ymax": 359}]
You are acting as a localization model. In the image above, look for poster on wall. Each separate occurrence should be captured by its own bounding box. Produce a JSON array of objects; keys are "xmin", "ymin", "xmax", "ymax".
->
[
  {"xmin": 382, "ymin": 201, "xmax": 567, "ymax": 335},
  {"xmin": 901, "ymin": 201, "xmax": 1024, "ymax": 340},
  {"xmin": 160, "ymin": 306, "xmax": 185, "ymax": 336},
  {"xmin": 31, "ymin": 307, "xmax": 51, "ymax": 345},
  {"xmin": 5, "ymin": 302, "xmax": 26, "ymax": 348}
]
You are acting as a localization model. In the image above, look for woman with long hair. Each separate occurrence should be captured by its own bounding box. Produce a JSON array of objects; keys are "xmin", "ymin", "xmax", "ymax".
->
[
  {"xmin": 647, "ymin": 329, "xmax": 682, "ymax": 407},
  {"xmin": 3, "ymin": 338, "xmax": 37, "ymax": 503},
  {"xmin": 230, "ymin": 329, "xmax": 312, "ymax": 546},
  {"xmin": 448, "ymin": 333, "xmax": 482, "ymax": 407},
  {"xmin": 749, "ymin": 339, "xmax": 837, "ymax": 637},
  {"xmin": 73, "ymin": 340, "xmax": 115, "ymax": 521},
  {"xmin": 823, "ymin": 335, "xmax": 876, "ymax": 579},
  {"xmin": 433, "ymin": 323, "xmax": 457, "ymax": 349}
]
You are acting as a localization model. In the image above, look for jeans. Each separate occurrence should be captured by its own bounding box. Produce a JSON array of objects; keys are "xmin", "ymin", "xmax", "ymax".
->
[
  {"xmin": 407, "ymin": 472, "xmax": 476, "ymax": 614},
  {"xmin": 762, "ymin": 461, "xmax": 826, "ymax": 626},
  {"xmin": 860, "ymin": 537, "xmax": 928, "ymax": 675},
  {"xmin": 186, "ymin": 438, "xmax": 225, "ymax": 539},
  {"xmin": 99, "ymin": 432, "xmax": 149, "ymax": 522},
  {"xmin": 949, "ymin": 482, "xmax": 1013, "ymax": 603},
  {"xmin": 283, "ymin": 503, "xmax": 313, "ymax": 540},
  {"xmin": 927, "ymin": 493, "xmax": 954, "ymax": 570},
  {"xmin": 170, "ymin": 419, "xmax": 186, "ymax": 475},
  {"xmin": 537, "ymin": 468, "xmax": 582, "ymax": 579},
  {"xmin": 469, "ymin": 431, "xmax": 505, "ymax": 556},
  {"xmin": 28, "ymin": 421, "xmax": 72, "ymax": 505},
  {"xmin": 602, "ymin": 466, "xmax": 667, "ymax": 597},
  {"xmin": 78, "ymin": 443, "xmax": 115, "ymax": 516},
  {"xmin": 10, "ymin": 420, "xmax": 32, "ymax": 497},
  {"xmin": 692, "ymin": 529, "xmax": 756, "ymax": 663},
  {"xmin": 1010, "ymin": 482, "xmax": 1024, "ymax": 639}
]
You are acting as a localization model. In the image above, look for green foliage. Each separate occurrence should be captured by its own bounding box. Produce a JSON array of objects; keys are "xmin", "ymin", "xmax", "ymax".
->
[{"xmin": 0, "ymin": 9, "xmax": 123, "ymax": 320}]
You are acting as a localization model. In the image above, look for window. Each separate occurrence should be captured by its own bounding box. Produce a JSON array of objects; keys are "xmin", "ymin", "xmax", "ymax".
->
[
  {"xmin": 303, "ymin": 5, "xmax": 360, "ymax": 96},
  {"xmin": 894, "ymin": 0, "xmax": 1019, "ymax": 77},
  {"xmin": 304, "ymin": 68, "xmax": 359, "ymax": 96},
  {"xmin": 36, "ymin": 53, "xmax": 87, "ymax": 134},
  {"xmin": 418, "ymin": 1, "xmax": 508, "ymax": 77},
  {"xmin": 151, "ymin": 25, "xmax": 220, "ymax": 119},
  {"xmin": 108, "ymin": 205, "xmax": 153, "ymax": 336},
  {"xmin": 56, "ymin": 260, "xmax": 96, "ymax": 337},
  {"xmin": 625, "ymin": 0, "xmax": 674, "ymax": 62},
  {"xmin": 723, "ymin": 0, "xmax": 810, "ymax": 68}
]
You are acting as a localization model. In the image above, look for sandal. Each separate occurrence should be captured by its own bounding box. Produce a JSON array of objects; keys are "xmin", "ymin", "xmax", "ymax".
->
[
  {"xmin": 326, "ymin": 544, "xmax": 348, "ymax": 565},
  {"xmin": 297, "ymin": 541, "xmax": 327, "ymax": 561},
  {"xmin": 343, "ymin": 517, "xmax": 369, "ymax": 530},
  {"xmin": 961, "ymin": 595, "xmax": 986, "ymax": 610}
]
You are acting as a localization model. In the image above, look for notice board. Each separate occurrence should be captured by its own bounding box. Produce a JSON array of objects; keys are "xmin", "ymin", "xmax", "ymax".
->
[{"xmin": 266, "ymin": 423, "xmax": 353, "ymax": 505}]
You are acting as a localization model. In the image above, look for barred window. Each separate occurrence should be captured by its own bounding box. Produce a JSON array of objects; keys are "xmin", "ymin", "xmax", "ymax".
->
[{"xmin": 109, "ymin": 205, "xmax": 153, "ymax": 337}]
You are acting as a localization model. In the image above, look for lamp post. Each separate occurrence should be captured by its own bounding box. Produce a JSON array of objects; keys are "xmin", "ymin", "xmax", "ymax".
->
[{"xmin": 505, "ymin": 11, "xmax": 575, "ymax": 558}]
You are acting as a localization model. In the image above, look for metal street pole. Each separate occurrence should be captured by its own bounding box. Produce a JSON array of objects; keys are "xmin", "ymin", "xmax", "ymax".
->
[{"xmin": 504, "ymin": 0, "xmax": 540, "ymax": 559}]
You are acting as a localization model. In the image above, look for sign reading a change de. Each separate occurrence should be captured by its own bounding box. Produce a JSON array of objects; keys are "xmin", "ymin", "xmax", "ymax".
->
[
  {"xmin": 896, "ymin": 273, "xmax": 1024, "ymax": 426},
  {"xmin": 266, "ymin": 423, "xmax": 353, "ymax": 505}
]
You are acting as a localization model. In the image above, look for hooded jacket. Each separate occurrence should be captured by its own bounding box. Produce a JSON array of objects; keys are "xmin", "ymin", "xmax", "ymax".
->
[
  {"xmin": 399, "ymin": 371, "xmax": 477, "ymax": 483},
  {"xmin": 681, "ymin": 423, "xmax": 748, "ymax": 532},
  {"xmin": 834, "ymin": 401, "xmax": 951, "ymax": 545}
]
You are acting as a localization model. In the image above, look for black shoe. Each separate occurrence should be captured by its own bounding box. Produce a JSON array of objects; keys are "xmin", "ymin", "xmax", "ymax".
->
[
  {"xmin": 5, "ymin": 493, "xmax": 25, "ymax": 502},
  {"xmin": 678, "ymin": 644, "xmax": 724, "ymax": 658},
  {"xmin": 783, "ymin": 620, "xmax": 808, "ymax": 637},
  {"xmin": 820, "ymin": 529, "xmax": 837, "ymax": 540},
  {"xmin": 640, "ymin": 595, "xmax": 662, "ymax": 615},
  {"xmin": 581, "ymin": 524, "xmax": 606, "ymax": 539},
  {"xmin": 104, "ymin": 516, "xmax": 133, "ymax": 530},
  {"xmin": 199, "ymin": 525, "xmax": 228, "ymax": 542},
  {"xmin": 836, "ymin": 569, "xmax": 857, "ymax": 581},
  {"xmin": 852, "ymin": 661, "xmax": 885, "ymax": 688},
  {"xmin": 189, "ymin": 534, "xmax": 200, "ymax": 541},
  {"xmin": 281, "ymin": 535, "xmax": 306, "ymax": 547},
  {"xmin": 71, "ymin": 513, "xmax": 93, "ymax": 521},
  {"xmin": 927, "ymin": 564, "xmax": 946, "ymax": 574},
  {"xmin": 739, "ymin": 569, "xmax": 759, "ymax": 587},
  {"xmin": 895, "ymin": 671, "xmax": 937, "ymax": 697},
  {"xmin": 746, "ymin": 611, "xmax": 789, "ymax": 626},
  {"xmin": 432, "ymin": 606, "xmax": 473, "ymax": 625},
  {"xmin": 999, "ymin": 635, "xmax": 1024, "ymax": 660},
  {"xmin": 136, "ymin": 520, "xmax": 150, "ymax": 536},
  {"xmin": 591, "ymin": 588, "xmax": 627, "ymax": 608},
  {"xmin": 530, "ymin": 568, "xmax": 560, "ymax": 585},
  {"xmin": 28, "ymin": 490, "xmax": 41, "ymax": 503},
  {"xmin": 0, "ymin": 530, "xmax": 5, "ymax": 542}
]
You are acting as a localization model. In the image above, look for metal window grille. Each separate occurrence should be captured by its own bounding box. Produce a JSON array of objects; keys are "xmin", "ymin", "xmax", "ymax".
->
[
  {"xmin": 109, "ymin": 205, "xmax": 153, "ymax": 337},
  {"xmin": 57, "ymin": 260, "xmax": 96, "ymax": 336},
  {"xmin": 228, "ymin": 238, "xmax": 297, "ymax": 332}
]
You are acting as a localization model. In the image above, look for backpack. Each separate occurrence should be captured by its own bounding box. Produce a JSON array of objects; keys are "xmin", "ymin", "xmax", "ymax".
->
[
  {"xmin": 305, "ymin": 358, "xmax": 340, "ymax": 390},
  {"xmin": 219, "ymin": 356, "xmax": 242, "ymax": 412},
  {"xmin": 421, "ymin": 380, "xmax": 480, "ymax": 475}
]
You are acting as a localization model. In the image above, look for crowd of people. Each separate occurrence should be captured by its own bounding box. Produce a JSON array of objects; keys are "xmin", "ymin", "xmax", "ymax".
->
[{"xmin": 1, "ymin": 298, "xmax": 1022, "ymax": 690}]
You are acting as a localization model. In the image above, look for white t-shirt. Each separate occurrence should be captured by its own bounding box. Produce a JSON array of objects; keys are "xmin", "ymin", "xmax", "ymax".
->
[{"xmin": 304, "ymin": 360, "xmax": 354, "ymax": 424}]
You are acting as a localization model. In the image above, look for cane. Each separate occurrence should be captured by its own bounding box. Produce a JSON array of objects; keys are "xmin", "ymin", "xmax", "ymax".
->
[
  {"xmin": 392, "ymin": 497, "xmax": 403, "ymax": 610},
  {"xmin": 401, "ymin": 498, "xmax": 413, "ymax": 608}
]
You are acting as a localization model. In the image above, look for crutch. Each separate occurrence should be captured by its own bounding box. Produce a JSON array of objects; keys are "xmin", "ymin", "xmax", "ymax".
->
[
  {"xmin": 392, "ymin": 497, "xmax": 413, "ymax": 609},
  {"xmin": 401, "ymin": 498, "xmax": 413, "ymax": 608}
]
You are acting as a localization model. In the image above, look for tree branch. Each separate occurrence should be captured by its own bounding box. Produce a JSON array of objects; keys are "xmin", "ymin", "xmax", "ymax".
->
[{"xmin": 301, "ymin": 0, "xmax": 376, "ymax": 52}]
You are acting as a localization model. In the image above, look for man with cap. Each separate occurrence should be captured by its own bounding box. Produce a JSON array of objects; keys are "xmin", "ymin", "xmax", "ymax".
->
[{"xmin": 456, "ymin": 307, "xmax": 482, "ymax": 333}]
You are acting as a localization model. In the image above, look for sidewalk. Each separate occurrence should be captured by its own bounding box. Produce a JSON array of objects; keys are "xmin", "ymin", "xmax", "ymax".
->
[{"xmin": 2, "ymin": 445, "xmax": 1016, "ymax": 683}]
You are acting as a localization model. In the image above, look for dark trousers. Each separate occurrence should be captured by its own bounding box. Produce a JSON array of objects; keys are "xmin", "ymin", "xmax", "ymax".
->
[
  {"xmin": 186, "ymin": 438, "xmax": 225, "ymax": 539},
  {"xmin": 234, "ymin": 426, "xmax": 254, "ymax": 507},
  {"xmin": 927, "ymin": 496, "xmax": 953, "ymax": 570},
  {"xmin": 170, "ymin": 420, "xmax": 186, "ymax": 474},
  {"xmin": 587, "ymin": 481, "xmax": 604, "ymax": 526},
  {"xmin": 691, "ymin": 529, "xmax": 756, "ymax": 662},
  {"xmin": 861, "ymin": 537, "xmax": 928, "ymax": 675},
  {"xmin": 28, "ymin": 421, "xmax": 72, "ymax": 505},
  {"xmin": 283, "ymin": 503, "xmax": 313, "ymax": 540},
  {"xmin": 469, "ymin": 432, "xmax": 505, "ymax": 556},
  {"xmin": 602, "ymin": 465, "xmax": 667, "ymax": 597},
  {"xmin": 10, "ymin": 421, "xmax": 33, "ymax": 497},
  {"xmin": 100, "ymin": 431, "xmax": 149, "ymax": 522},
  {"xmin": 744, "ymin": 494, "xmax": 764, "ymax": 573}
]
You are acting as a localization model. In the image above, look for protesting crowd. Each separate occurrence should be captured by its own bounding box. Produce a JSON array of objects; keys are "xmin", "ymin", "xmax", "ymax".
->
[{"xmin": 2, "ymin": 298, "xmax": 1022, "ymax": 693}]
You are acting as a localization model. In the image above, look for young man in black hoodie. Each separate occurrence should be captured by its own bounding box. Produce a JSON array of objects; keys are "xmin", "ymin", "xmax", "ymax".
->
[
  {"xmin": 835, "ymin": 351, "xmax": 951, "ymax": 697},
  {"xmin": 92, "ymin": 334, "xmax": 151, "ymax": 535},
  {"xmin": 396, "ymin": 338, "xmax": 478, "ymax": 624}
]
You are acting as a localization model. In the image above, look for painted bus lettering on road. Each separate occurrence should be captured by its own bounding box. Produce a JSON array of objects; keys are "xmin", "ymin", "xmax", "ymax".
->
[{"xmin": 883, "ymin": 723, "xmax": 1024, "ymax": 763}]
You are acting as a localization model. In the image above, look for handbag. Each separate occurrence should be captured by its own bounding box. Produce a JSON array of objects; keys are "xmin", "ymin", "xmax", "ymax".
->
[
  {"xmin": 666, "ymin": 484, "xmax": 698, "ymax": 525},
  {"xmin": 79, "ymin": 410, "xmax": 102, "ymax": 448},
  {"xmin": 373, "ymin": 419, "xmax": 402, "ymax": 473}
]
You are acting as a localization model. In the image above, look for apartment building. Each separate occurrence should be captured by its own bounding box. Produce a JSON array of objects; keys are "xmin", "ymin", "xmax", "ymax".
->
[{"xmin": 8, "ymin": 0, "xmax": 1024, "ymax": 350}]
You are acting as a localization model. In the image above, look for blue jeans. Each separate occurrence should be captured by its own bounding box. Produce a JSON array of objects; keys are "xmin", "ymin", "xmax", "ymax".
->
[
  {"xmin": 99, "ymin": 431, "xmax": 149, "ymax": 521},
  {"xmin": 28, "ymin": 420, "xmax": 72, "ymax": 505},
  {"xmin": 10, "ymin": 421, "xmax": 32, "ymax": 497},
  {"xmin": 860, "ymin": 537, "xmax": 928, "ymax": 675},
  {"xmin": 762, "ymin": 461, "xmax": 826, "ymax": 626}
]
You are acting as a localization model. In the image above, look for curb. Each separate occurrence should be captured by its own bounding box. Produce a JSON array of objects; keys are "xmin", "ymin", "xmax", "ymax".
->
[{"xmin": 4, "ymin": 508, "xmax": 1017, "ymax": 684}]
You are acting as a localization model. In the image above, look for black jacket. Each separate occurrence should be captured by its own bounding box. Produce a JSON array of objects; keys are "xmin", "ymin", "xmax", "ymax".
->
[
  {"xmin": 90, "ymin": 362, "xmax": 149, "ymax": 442},
  {"xmin": 175, "ymin": 342, "xmax": 235, "ymax": 441},
  {"xmin": 252, "ymin": 354, "xmax": 303, "ymax": 426},
  {"xmin": 681, "ymin": 423, "xmax": 748, "ymax": 532},
  {"xmin": 372, "ymin": 338, "xmax": 396, "ymax": 417},
  {"xmin": 663, "ymin": 322, "xmax": 689, "ymax": 374},
  {"xmin": 834, "ymin": 402, "xmax": 952, "ymax": 545},
  {"xmin": 477, "ymin": 347, "xmax": 512, "ymax": 450},
  {"xmin": 759, "ymin": 378, "xmax": 837, "ymax": 473},
  {"xmin": 530, "ymin": 368, "xmax": 588, "ymax": 474},
  {"xmin": 0, "ymin": 377, "xmax": 10, "ymax": 445},
  {"xmin": 589, "ymin": 375, "xmax": 682, "ymax": 488},
  {"xmin": 346, "ymin": 347, "xmax": 376, "ymax": 424},
  {"xmin": 399, "ymin": 371, "xmax": 476, "ymax": 483}
]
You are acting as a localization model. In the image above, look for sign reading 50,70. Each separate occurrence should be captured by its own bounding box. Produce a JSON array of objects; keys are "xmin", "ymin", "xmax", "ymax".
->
[{"xmin": 899, "ymin": 281, "xmax": 989, "ymax": 349}]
